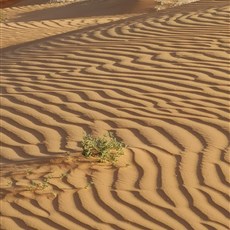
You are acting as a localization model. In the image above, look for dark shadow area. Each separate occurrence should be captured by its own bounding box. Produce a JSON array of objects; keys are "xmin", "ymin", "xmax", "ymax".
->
[
  {"xmin": 1, "ymin": 0, "xmax": 49, "ymax": 8},
  {"xmin": 12, "ymin": 0, "xmax": 155, "ymax": 21}
]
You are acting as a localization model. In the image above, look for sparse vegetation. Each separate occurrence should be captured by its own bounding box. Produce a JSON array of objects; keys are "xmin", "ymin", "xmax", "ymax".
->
[
  {"xmin": 81, "ymin": 132, "xmax": 127, "ymax": 163},
  {"xmin": 84, "ymin": 181, "xmax": 94, "ymax": 189},
  {"xmin": 0, "ymin": 10, "xmax": 7, "ymax": 23},
  {"xmin": 26, "ymin": 169, "xmax": 33, "ymax": 175},
  {"xmin": 27, "ymin": 179, "xmax": 50, "ymax": 191},
  {"xmin": 60, "ymin": 172, "xmax": 68, "ymax": 179}
]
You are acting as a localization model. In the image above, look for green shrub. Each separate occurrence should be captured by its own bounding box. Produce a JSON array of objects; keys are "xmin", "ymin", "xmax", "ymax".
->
[{"xmin": 81, "ymin": 132, "xmax": 126, "ymax": 163}]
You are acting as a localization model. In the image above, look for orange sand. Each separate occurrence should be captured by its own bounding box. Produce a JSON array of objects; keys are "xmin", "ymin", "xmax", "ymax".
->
[{"xmin": 1, "ymin": 0, "xmax": 229, "ymax": 229}]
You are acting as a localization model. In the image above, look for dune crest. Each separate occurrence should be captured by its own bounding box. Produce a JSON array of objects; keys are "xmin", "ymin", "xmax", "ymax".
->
[
  {"xmin": 156, "ymin": 0, "xmax": 199, "ymax": 9},
  {"xmin": 1, "ymin": 0, "xmax": 229, "ymax": 229}
]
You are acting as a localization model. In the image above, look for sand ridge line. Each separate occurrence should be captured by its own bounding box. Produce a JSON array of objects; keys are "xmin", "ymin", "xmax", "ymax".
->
[{"xmin": 1, "ymin": 0, "xmax": 230, "ymax": 229}]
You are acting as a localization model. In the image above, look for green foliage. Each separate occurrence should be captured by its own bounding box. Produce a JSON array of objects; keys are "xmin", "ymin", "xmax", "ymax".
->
[
  {"xmin": 27, "ymin": 179, "xmax": 49, "ymax": 191},
  {"xmin": 84, "ymin": 181, "xmax": 94, "ymax": 189},
  {"xmin": 81, "ymin": 132, "xmax": 126, "ymax": 163}
]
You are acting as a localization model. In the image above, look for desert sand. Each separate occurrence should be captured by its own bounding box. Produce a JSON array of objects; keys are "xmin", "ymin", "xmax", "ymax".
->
[{"xmin": 0, "ymin": 0, "xmax": 230, "ymax": 229}]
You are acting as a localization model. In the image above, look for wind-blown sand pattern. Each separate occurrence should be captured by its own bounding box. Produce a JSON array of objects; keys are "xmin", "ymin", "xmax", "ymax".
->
[{"xmin": 1, "ymin": 0, "xmax": 230, "ymax": 229}]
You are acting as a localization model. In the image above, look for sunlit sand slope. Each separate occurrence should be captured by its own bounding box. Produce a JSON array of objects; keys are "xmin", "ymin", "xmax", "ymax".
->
[
  {"xmin": 1, "ymin": 16, "xmax": 133, "ymax": 48},
  {"xmin": 1, "ymin": 0, "xmax": 229, "ymax": 229}
]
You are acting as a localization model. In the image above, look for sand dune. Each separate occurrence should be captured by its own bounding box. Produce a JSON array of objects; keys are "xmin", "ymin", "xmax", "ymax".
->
[{"xmin": 1, "ymin": 0, "xmax": 230, "ymax": 229}]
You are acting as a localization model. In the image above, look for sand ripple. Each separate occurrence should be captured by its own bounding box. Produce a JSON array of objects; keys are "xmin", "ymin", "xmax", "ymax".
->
[{"xmin": 1, "ymin": 0, "xmax": 229, "ymax": 229}]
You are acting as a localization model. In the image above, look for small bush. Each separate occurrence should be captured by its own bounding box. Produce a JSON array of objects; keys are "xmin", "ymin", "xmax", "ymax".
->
[
  {"xmin": 27, "ymin": 180, "xmax": 49, "ymax": 191},
  {"xmin": 81, "ymin": 132, "xmax": 126, "ymax": 163}
]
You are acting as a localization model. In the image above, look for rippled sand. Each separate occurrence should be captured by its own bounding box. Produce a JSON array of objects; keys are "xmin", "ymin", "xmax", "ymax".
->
[{"xmin": 1, "ymin": 0, "xmax": 229, "ymax": 229}]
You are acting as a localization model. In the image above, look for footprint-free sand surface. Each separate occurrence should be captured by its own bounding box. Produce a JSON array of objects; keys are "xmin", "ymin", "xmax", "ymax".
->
[{"xmin": 1, "ymin": 0, "xmax": 230, "ymax": 229}]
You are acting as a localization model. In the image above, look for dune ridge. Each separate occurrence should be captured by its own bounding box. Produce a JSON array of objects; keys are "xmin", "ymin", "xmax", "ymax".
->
[{"xmin": 1, "ymin": 0, "xmax": 230, "ymax": 229}]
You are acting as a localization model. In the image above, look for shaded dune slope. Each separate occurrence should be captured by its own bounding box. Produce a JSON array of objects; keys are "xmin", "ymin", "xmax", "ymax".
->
[
  {"xmin": 1, "ymin": 0, "xmax": 230, "ymax": 229},
  {"xmin": 2, "ymin": 0, "xmax": 155, "ymax": 22}
]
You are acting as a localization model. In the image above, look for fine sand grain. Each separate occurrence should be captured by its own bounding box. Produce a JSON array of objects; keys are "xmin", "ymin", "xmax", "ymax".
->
[{"xmin": 1, "ymin": 0, "xmax": 230, "ymax": 229}]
